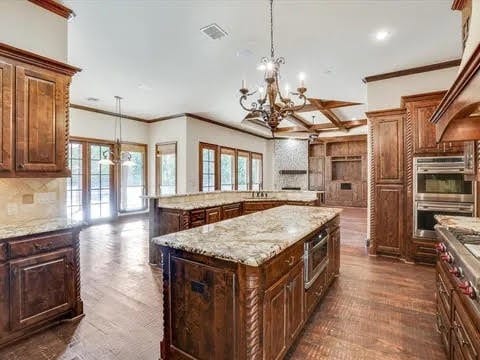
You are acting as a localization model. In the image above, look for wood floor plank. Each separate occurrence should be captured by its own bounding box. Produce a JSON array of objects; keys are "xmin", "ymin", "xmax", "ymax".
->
[{"xmin": 0, "ymin": 208, "xmax": 446, "ymax": 360}]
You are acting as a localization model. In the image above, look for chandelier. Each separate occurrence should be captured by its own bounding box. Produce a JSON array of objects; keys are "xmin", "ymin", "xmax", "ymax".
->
[
  {"xmin": 98, "ymin": 96, "xmax": 135, "ymax": 167},
  {"xmin": 239, "ymin": 0, "xmax": 307, "ymax": 133}
]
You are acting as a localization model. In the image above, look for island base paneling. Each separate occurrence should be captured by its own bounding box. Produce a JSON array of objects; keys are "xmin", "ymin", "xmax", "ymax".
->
[{"xmin": 158, "ymin": 215, "xmax": 340, "ymax": 360}]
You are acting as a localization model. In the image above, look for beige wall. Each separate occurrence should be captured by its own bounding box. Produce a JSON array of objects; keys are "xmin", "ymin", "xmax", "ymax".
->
[
  {"xmin": 0, "ymin": 1, "xmax": 69, "ymax": 225},
  {"xmin": 366, "ymin": 67, "xmax": 459, "ymax": 111},
  {"xmin": 0, "ymin": 1, "xmax": 68, "ymax": 62},
  {"xmin": 148, "ymin": 117, "xmax": 188, "ymax": 194}
]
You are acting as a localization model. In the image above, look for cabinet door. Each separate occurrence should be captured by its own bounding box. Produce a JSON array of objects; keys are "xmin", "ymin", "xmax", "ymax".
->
[
  {"xmin": 205, "ymin": 206, "xmax": 222, "ymax": 224},
  {"xmin": 15, "ymin": 65, "xmax": 67, "ymax": 173},
  {"xmin": 372, "ymin": 114, "xmax": 404, "ymax": 184},
  {"xmin": 222, "ymin": 203, "xmax": 242, "ymax": 220},
  {"xmin": 169, "ymin": 257, "xmax": 235, "ymax": 359},
  {"xmin": 411, "ymin": 99, "xmax": 439, "ymax": 154},
  {"xmin": 374, "ymin": 185, "xmax": 404, "ymax": 256},
  {"xmin": 287, "ymin": 261, "xmax": 304, "ymax": 341},
  {"xmin": 0, "ymin": 60, "xmax": 13, "ymax": 172},
  {"xmin": 263, "ymin": 275, "xmax": 288, "ymax": 360},
  {"xmin": 9, "ymin": 248, "xmax": 75, "ymax": 330}
]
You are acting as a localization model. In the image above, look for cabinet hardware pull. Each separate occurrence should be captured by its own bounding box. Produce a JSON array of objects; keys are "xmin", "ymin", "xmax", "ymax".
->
[
  {"xmin": 34, "ymin": 242, "xmax": 54, "ymax": 251},
  {"xmin": 284, "ymin": 256, "xmax": 295, "ymax": 266},
  {"xmin": 18, "ymin": 164, "xmax": 24, "ymax": 169}
]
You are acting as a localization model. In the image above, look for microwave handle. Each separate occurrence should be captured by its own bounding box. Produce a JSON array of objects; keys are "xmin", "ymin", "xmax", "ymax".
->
[{"xmin": 310, "ymin": 235, "xmax": 329, "ymax": 252}]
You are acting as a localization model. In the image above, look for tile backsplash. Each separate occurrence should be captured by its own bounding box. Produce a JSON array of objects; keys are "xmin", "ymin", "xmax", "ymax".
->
[{"xmin": 0, "ymin": 178, "xmax": 66, "ymax": 225}]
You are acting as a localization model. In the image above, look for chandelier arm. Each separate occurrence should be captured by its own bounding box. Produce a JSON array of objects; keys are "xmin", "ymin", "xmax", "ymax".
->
[{"xmin": 239, "ymin": 95, "xmax": 259, "ymax": 113}]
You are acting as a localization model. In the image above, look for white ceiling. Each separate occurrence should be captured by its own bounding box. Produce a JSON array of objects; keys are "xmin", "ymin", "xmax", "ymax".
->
[{"xmin": 65, "ymin": 0, "xmax": 462, "ymax": 133}]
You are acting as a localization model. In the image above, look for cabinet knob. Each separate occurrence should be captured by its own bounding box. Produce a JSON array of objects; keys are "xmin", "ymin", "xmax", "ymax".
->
[{"xmin": 18, "ymin": 164, "xmax": 24, "ymax": 169}]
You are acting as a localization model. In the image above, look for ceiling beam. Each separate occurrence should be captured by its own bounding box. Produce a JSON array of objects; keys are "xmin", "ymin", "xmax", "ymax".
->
[
  {"xmin": 307, "ymin": 98, "xmax": 347, "ymax": 131},
  {"xmin": 275, "ymin": 119, "xmax": 367, "ymax": 134},
  {"xmin": 286, "ymin": 112, "xmax": 312, "ymax": 130}
]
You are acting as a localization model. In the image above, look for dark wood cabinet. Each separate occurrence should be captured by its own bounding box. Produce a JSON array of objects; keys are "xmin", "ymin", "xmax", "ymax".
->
[
  {"xmin": 168, "ymin": 256, "xmax": 235, "ymax": 359},
  {"xmin": 205, "ymin": 206, "xmax": 222, "ymax": 224},
  {"xmin": 263, "ymin": 273, "xmax": 288, "ymax": 360},
  {"xmin": 0, "ymin": 42, "xmax": 80, "ymax": 178},
  {"xmin": 9, "ymin": 248, "xmax": 75, "ymax": 331},
  {"xmin": 374, "ymin": 185, "xmax": 404, "ymax": 256},
  {"xmin": 0, "ymin": 228, "xmax": 83, "ymax": 348},
  {"xmin": 0, "ymin": 60, "xmax": 13, "ymax": 173},
  {"xmin": 286, "ymin": 260, "xmax": 304, "ymax": 341},
  {"xmin": 371, "ymin": 110, "xmax": 405, "ymax": 184},
  {"xmin": 368, "ymin": 108, "xmax": 406, "ymax": 258},
  {"xmin": 222, "ymin": 203, "xmax": 242, "ymax": 219},
  {"xmin": 15, "ymin": 65, "xmax": 67, "ymax": 174},
  {"xmin": 436, "ymin": 259, "xmax": 480, "ymax": 360},
  {"xmin": 159, "ymin": 215, "xmax": 340, "ymax": 360},
  {"xmin": 403, "ymin": 91, "xmax": 464, "ymax": 156}
]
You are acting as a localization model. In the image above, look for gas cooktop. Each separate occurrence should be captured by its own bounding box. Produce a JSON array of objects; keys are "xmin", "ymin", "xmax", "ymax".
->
[{"xmin": 449, "ymin": 228, "xmax": 480, "ymax": 259}]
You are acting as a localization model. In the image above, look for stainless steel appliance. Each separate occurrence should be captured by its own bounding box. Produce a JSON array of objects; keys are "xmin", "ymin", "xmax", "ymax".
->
[
  {"xmin": 304, "ymin": 229, "xmax": 329, "ymax": 289},
  {"xmin": 414, "ymin": 156, "xmax": 475, "ymax": 239},
  {"xmin": 415, "ymin": 201, "xmax": 474, "ymax": 238}
]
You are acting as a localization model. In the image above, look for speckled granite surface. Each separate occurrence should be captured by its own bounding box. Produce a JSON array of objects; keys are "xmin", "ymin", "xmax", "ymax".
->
[
  {"xmin": 153, "ymin": 205, "xmax": 341, "ymax": 266},
  {"xmin": 435, "ymin": 215, "xmax": 480, "ymax": 234},
  {"xmin": 0, "ymin": 217, "xmax": 83, "ymax": 240},
  {"xmin": 146, "ymin": 190, "xmax": 322, "ymax": 210}
]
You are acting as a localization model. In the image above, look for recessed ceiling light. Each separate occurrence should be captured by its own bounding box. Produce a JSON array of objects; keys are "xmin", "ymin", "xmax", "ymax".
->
[
  {"xmin": 375, "ymin": 30, "xmax": 390, "ymax": 41},
  {"xmin": 86, "ymin": 97, "xmax": 99, "ymax": 102},
  {"xmin": 138, "ymin": 83, "xmax": 152, "ymax": 91}
]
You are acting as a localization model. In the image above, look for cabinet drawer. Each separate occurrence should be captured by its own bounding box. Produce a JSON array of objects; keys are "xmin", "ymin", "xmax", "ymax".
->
[
  {"xmin": 437, "ymin": 262, "xmax": 453, "ymax": 314},
  {"xmin": 452, "ymin": 293, "xmax": 480, "ymax": 360},
  {"xmin": 0, "ymin": 243, "xmax": 6, "ymax": 262},
  {"xmin": 8, "ymin": 232, "xmax": 73, "ymax": 259},
  {"xmin": 436, "ymin": 294, "xmax": 451, "ymax": 355},
  {"xmin": 190, "ymin": 220, "xmax": 205, "ymax": 228},
  {"xmin": 189, "ymin": 209, "xmax": 205, "ymax": 222},
  {"xmin": 264, "ymin": 241, "xmax": 304, "ymax": 288},
  {"xmin": 305, "ymin": 268, "xmax": 327, "ymax": 316}
]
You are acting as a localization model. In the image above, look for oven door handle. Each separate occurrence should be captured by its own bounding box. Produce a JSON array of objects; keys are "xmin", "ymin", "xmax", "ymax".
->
[
  {"xmin": 310, "ymin": 235, "xmax": 329, "ymax": 252},
  {"xmin": 304, "ymin": 260, "xmax": 329, "ymax": 290},
  {"xmin": 417, "ymin": 205, "xmax": 473, "ymax": 213}
]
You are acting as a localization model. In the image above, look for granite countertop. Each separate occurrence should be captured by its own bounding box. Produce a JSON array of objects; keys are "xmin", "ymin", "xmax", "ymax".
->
[
  {"xmin": 153, "ymin": 205, "xmax": 341, "ymax": 266},
  {"xmin": 0, "ymin": 217, "xmax": 84, "ymax": 240},
  {"xmin": 151, "ymin": 190, "xmax": 320, "ymax": 211},
  {"xmin": 435, "ymin": 215, "xmax": 480, "ymax": 234}
]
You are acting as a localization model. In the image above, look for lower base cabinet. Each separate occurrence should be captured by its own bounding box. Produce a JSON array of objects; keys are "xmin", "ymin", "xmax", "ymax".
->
[
  {"xmin": 436, "ymin": 260, "xmax": 480, "ymax": 360},
  {"xmin": 160, "ymin": 216, "xmax": 340, "ymax": 360},
  {"xmin": 0, "ymin": 228, "xmax": 83, "ymax": 348}
]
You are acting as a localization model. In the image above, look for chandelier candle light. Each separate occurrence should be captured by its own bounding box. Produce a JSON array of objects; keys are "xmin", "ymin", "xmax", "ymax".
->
[
  {"xmin": 239, "ymin": 0, "xmax": 308, "ymax": 132},
  {"xmin": 98, "ymin": 96, "xmax": 135, "ymax": 167}
]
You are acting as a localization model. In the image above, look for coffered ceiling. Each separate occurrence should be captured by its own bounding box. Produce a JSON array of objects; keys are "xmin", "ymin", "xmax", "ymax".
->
[{"xmin": 65, "ymin": 0, "xmax": 461, "ymax": 135}]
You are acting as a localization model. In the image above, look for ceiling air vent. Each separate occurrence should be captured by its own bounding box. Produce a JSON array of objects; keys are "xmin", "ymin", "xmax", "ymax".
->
[{"xmin": 200, "ymin": 23, "xmax": 227, "ymax": 40}]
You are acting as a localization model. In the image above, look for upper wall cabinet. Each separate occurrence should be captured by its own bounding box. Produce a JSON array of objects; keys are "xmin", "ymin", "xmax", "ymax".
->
[
  {"xmin": 403, "ymin": 91, "xmax": 464, "ymax": 155},
  {"xmin": 0, "ymin": 60, "xmax": 13, "ymax": 172},
  {"xmin": 370, "ymin": 109, "xmax": 405, "ymax": 184},
  {"xmin": 0, "ymin": 43, "xmax": 80, "ymax": 178}
]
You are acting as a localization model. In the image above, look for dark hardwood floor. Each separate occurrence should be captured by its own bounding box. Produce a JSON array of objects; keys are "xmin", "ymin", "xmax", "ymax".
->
[{"xmin": 0, "ymin": 208, "xmax": 445, "ymax": 360}]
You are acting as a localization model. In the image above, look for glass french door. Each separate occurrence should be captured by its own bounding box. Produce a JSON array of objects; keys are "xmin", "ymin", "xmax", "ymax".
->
[
  {"xmin": 66, "ymin": 142, "xmax": 85, "ymax": 221},
  {"xmin": 88, "ymin": 143, "xmax": 114, "ymax": 221}
]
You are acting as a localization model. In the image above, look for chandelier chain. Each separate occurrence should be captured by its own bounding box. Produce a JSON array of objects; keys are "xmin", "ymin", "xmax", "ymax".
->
[{"xmin": 270, "ymin": 0, "xmax": 274, "ymax": 59}]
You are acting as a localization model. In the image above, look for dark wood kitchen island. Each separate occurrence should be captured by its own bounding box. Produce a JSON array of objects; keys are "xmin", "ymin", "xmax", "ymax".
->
[{"xmin": 153, "ymin": 205, "xmax": 341, "ymax": 360}]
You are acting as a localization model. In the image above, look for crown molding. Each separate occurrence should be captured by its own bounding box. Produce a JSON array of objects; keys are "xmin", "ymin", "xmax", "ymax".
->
[
  {"xmin": 362, "ymin": 59, "xmax": 461, "ymax": 83},
  {"xmin": 28, "ymin": 0, "xmax": 74, "ymax": 19},
  {"xmin": 70, "ymin": 104, "xmax": 150, "ymax": 123}
]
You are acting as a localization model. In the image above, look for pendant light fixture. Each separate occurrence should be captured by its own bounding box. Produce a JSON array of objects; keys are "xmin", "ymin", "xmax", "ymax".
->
[
  {"xmin": 239, "ymin": 0, "xmax": 308, "ymax": 132},
  {"xmin": 98, "ymin": 96, "xmax": 135, "ymax": 167}
]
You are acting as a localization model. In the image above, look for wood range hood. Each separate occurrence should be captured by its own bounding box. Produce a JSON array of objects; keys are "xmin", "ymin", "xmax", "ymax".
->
[{"xmin": 430, "ymin": 0, "xmax": 480, "ymax": 142}]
